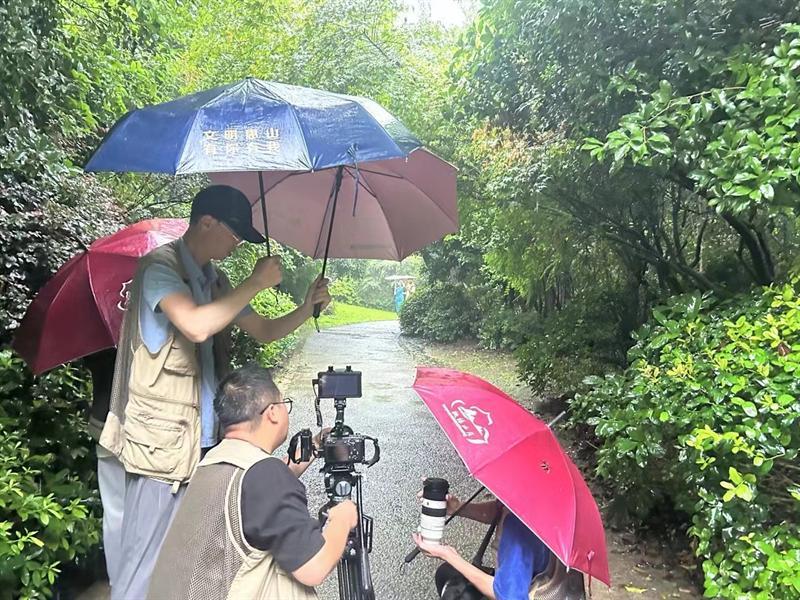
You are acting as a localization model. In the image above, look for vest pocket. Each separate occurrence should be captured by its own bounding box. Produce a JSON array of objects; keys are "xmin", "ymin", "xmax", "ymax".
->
[
  {"xmin": 122, "ymin": 411, "xmax": 192, "ymax": 478},
  {"xmin": 163, "ymin": 340, "xmax": 197, "ymax": 376}
]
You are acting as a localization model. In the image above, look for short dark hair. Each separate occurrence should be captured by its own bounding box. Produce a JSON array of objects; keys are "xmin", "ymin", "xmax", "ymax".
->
[{"xmin": 214, "ymin": 365, "xmax": 280, "ymax": 431}]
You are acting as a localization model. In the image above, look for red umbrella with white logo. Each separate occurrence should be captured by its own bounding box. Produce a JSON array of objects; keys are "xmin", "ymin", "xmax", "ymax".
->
[
  {"xmin": 412, "ymin": 367, "xmax": 611, "ymax": 586},
  {"xmin": 12, "ymin": 218, "xmax": 187, "ymax": 374}
]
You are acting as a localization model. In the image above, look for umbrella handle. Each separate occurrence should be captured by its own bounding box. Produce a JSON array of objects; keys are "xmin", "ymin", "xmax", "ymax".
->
[
  {"xmin": 258, "ymin": 171, "xmax": 271, "ymax": 257},
  {"xmin": 403, "ymin": 547, "xmax": 422, "ymax": 564}
]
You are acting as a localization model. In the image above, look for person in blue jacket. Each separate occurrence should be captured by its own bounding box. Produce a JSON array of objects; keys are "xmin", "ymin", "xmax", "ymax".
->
[{"xmin": 413, "ymin": 495, "xmax": 551, "ymax": 600}]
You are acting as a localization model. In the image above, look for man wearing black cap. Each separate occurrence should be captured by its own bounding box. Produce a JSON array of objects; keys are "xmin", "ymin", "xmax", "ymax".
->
[{"xmin": 99, "ymin": 184, "xmax": 330, "ymax": 600}]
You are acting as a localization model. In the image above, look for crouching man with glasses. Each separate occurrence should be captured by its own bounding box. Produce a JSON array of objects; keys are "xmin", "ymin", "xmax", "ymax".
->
[{"xmin": 148, "ymin": 365, "xmax": 358, "ymax": 600}]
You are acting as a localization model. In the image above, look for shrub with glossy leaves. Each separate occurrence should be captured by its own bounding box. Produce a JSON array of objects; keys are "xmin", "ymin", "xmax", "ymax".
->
[
  {"xmin": 228, "ymin": 289, "xmax": 300, "ymax": 370},
  {"xmin": 574, "ymin": 282, "xmax": 800, "ymax": 598},
  {"xmin": 0, "ymin": 352, "xmax": 101, "ymax": 599},
  {"xmin": 328, "ymin": 276, "xmax": 359, "ymax": 305}
]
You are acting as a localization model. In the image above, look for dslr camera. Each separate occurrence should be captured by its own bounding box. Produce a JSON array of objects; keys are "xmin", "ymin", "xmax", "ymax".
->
[{"xmin": 287, "ymin": 366, "xmax": 379, "ymax": 600}]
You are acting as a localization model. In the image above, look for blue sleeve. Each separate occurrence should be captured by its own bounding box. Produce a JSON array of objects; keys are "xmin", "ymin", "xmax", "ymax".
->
[
  {"xmin": 138, "ymin": 264, "xmax": 190, "ymax": 353},
  {"xmin": 142, "ymin": 264, "xmax": 191, "ymax": 312},
  {"xmin": 493, "ymin": 514, "xmax": 551, "ymax": 600}
]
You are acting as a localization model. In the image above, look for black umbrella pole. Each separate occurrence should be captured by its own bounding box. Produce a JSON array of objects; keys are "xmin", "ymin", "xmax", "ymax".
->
[
  {"xmin": 258, "ymin": 171, "xmax": 271, "ymax": 257},
  {"xmin": 314, "ymin": 166, "xmax": 344, "ymax": 320}
]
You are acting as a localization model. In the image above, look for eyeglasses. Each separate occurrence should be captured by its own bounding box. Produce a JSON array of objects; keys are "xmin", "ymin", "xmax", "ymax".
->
[
  {"xmin": 217, "ymin": 219, "xmax": 243, "ymax": 246},
  {"xmin": 260, "ymin": 398, "xmax": 293, "ymax": 415}
]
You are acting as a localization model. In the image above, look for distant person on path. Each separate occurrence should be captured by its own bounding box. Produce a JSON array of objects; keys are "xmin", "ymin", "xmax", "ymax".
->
[
  {"xmin": 394, "ymin": 283, "xmax": 406, "ymax": 313},
  {"xmin": 99, "ymin": 185, "xmax": 331, "ymax": 599},
  {"xmin": 148, "ymin": 365, "xmax": 357, "ymax": 600}
]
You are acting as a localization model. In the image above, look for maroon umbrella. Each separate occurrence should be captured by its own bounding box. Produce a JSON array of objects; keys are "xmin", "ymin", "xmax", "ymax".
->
[{"xmin": 12, "ymin": 218, "xmax": 187, "ymax": 374}]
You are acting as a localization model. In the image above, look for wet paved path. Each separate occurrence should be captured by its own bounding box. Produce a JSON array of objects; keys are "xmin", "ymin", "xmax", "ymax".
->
[{"xmin": 276, "ymin": 320, "xmax": 491, "ymax": 600}]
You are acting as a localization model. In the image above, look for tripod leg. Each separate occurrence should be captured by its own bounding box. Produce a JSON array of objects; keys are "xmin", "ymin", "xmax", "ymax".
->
[
  {"xmin": 347, "ymin": 551, "xmax": 364, "ymax": 600},
  {"xmin": 336, "ymin": 551, "xmax": 362, "ymax": 600}
]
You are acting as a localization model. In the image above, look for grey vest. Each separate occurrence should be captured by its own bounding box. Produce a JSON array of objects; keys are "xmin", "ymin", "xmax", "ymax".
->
[{"xmin": 147, "ymin": 438, "xmax": 319, "ymax": 600}]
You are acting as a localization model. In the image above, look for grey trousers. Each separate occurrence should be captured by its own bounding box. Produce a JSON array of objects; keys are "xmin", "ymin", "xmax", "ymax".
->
[
  {"xmin": 112, "ymin": 474, "xmax": 186, "ymax": 600},
  {"xmin": 97, "ymin": 451, "xmax": 126, "ymax": 589}
]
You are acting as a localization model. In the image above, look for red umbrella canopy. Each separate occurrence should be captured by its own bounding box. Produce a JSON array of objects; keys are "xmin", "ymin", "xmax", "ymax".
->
[
  {"xmin": 412, "ymin": 367, "xmax": 611, "ymax": 587},
  {"xmin": 12, "ymin": 218, "xmax": 187, "ymax": 374}
]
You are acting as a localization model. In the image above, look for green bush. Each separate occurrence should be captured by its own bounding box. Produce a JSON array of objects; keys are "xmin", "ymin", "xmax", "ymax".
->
[
  {"xmin": 229, "ymin": 289, "xmax": 300, "ymax": 369},
  {"xmin": 0, "ymin": 351, "xmax": 101, "ymax": 599},
  {"xmin": 328, "ymin": 276, "xmax": 359, "ymax": 305},
  {"xmin": 399, "ymin": 282, "xmax": 480, "ymax": 343},
  {"xmin": 512, "ymin": 289, "xmax": 631, "ymax": 395},
  {"xmin": 573, "ymin": 283, "xmax": 800, "ymax": 599}
]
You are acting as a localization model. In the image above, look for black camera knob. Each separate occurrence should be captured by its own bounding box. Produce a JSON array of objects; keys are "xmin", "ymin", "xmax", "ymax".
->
[{"xmin": 334, "ymin": 480, "xmax": 352, "ymax": 497}]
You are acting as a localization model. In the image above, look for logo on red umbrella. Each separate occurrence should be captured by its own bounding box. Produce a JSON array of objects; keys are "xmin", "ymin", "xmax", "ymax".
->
[
  {"xmin": 117, "ymin": 279, "xmax": 133, "ymax": 311},
  {"xmin": 442, "ymin": 399, "xmax": 493, "ymax": 445}
]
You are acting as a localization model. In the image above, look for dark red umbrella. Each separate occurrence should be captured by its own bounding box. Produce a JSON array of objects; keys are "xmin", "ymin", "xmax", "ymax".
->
[
  {"xmin": 413, "ymin": 367, "xmax": 611, "ymax": 586},
  {"xmin": 12, "ymin": 218, "xmax": 187, "ymax": 374}
]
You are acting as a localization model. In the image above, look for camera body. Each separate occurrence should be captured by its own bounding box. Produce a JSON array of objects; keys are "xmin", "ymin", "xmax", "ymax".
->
[
  {"xmin": 289, "ymin": 424, "xmax": 378, "ymax": 473},
  {"xmin": 323, "ymin": 431, "xmax": 367, "ymax": 469}
]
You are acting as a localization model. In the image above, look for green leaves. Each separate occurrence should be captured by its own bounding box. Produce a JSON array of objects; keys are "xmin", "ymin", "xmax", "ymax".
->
[
  {"xmin": 574, "ymin": 281, "xmax": 800, "ymax": 598},
  {"xmin": 584, "ymin": 24, "xmax": 800, "ymax": 219},
  {"xmin": 0, "ymin": 352, "xmax": 101, "ymax": 597},
  {"xmin": 720, "ymin": 467, "xmax": 756, "ymax": 502}
]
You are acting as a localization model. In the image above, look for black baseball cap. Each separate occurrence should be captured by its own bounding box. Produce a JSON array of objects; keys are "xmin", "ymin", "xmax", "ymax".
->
[{"xmin": 190, "ymin": 185, "xmax": 265, "ymax": 244}]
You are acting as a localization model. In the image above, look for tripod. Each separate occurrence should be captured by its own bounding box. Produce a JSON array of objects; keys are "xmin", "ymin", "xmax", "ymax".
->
[
  {"xmin": 315, "ymin": 397, "xmax": 379, "ymax": 600},
  {"xmin": 319, "ymin": 469, "xmax": 375, "ymax": 600}
]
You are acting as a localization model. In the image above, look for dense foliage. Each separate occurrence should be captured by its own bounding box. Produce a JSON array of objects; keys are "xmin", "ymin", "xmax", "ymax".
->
[
  {"xmin": 6, "ymin": 0, "xmax": 800, "ymax": 596},
  {"xmin": 574, "ymin": 283, "xmax": 800, "ymax": 598},
  {"xmin": 396, "ymin": 2, "xmax": 800, "ymax": 595},
  {"xmin": 399, "ymin": 281, "xmax": 480, "ymax": 343},
  {"xmin": 0, "ymin": 352, "xmax": 100, "ymax": 599},
  {"xmin": 405, "ymin": 0, "xmax": 800, "ymax": 385}
]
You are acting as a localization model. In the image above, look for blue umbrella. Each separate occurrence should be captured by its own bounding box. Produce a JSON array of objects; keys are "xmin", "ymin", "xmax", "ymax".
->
[
  {"xmin": 84, "ymin": 78, "xmax": 420, "ymax": 174},
  {"xmin": 85, "ymin": 78, "xmax": 425, "ymax": 322}
]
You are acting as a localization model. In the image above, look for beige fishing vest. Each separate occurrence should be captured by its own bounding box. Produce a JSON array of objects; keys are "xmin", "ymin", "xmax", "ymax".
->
[
  {"xmin": 147, "ymin": 438, "xmax": 319, "ymax": 600},
  {"xmin": 99, "ymin": 241, "xmax": 233, "ymax": 485}
]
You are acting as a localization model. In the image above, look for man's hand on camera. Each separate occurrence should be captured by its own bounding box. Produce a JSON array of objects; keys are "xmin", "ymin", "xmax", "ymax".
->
[
  {"xmin": 248, "ymin": 256, "xmax": 282, "ymax": 290},
  {"xmin": 411, "ymin": 533, "xmax": 457, "ymax": 561},
  {"xmin": 304, "ymin": 275, "xmax": 331, "ymax": 313},
  {"xmin": 313, "ymin": 427, "xmax": 332, "ymax": 452},
  {"xmin": 328, "ymin": 500, "xmax": 358, "ymax": 530}
]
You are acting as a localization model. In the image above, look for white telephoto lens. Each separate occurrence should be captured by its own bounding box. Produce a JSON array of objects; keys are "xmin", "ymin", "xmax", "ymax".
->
[
  {"xmin": 419, "ymin": 477, "xmax": 449, "ymax": 543},
  {"xmin": 419, "ymin": 498, "xmax": 448, "ymax": 543}
]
